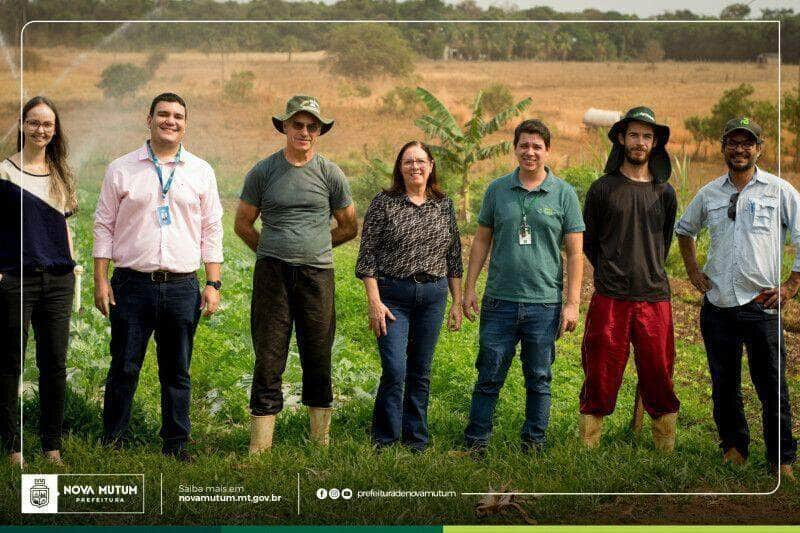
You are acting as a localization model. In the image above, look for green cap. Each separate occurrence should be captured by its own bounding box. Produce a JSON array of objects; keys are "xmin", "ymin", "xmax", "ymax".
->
[
  {"xmin": 272, "ymin": 95, "xmax": 334, "ymax": 135},
  {"xmin": 722, "ymin": 117, "xmax": 763, "ymax": 143}
]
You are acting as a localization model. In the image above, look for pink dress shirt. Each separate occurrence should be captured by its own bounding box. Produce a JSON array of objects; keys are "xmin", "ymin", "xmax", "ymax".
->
[{"xmin": 93, "ymin": 142, "xmax": 224, "ymax": 273}]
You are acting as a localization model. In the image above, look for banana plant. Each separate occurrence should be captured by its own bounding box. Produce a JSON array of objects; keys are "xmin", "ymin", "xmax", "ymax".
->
[{"xmin": 415, "ymin": 87, "xmax": 531, "ymax": 223}]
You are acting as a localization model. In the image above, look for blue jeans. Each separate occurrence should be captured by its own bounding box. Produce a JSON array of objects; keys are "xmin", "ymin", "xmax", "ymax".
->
[
  {"xmin": 103, "ymin": 270, "xmax": 201, "ymax": 452},
  {"xmin": 464, "ymin": 296, "xmax": 561, "ymax": 448},
  {"xmin": 372, "ymin": 276, "xmax": 448, "ymax": 450}
]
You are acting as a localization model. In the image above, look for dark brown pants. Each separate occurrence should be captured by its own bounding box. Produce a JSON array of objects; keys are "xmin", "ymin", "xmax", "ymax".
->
[{"xmin": 249, "ymin": 256, "xmax": 335, "ymax": 415}]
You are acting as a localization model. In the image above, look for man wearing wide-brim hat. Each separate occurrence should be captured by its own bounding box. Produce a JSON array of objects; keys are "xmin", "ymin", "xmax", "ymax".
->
[
  {"xmin": 234, "ymin": 95, "xmax": 357, "ymax": 453},
  {"xmin": 579, "ymin": 106, "xmax": 681, "ymax": 452},
  {"xmin": 270, "ymin": 95, "xmax": 335, "ymax": 136},
  {"xmin": 676, "ymin": 117, "xmax": 799, "ymax": 480}
]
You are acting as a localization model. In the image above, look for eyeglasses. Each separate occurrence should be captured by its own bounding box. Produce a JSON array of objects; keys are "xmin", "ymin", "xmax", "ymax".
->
[
  {"xmin": 401, "ymin": 158, "xmax": 430, "ymax": 168},
  {"xmin": 288, "ymin": 120, "xmax": 320, "ymax": 134},
  {"xmin": 728, "ymin": 192, "xmax": 740, "ymax": 220},
  {"xmin": 24, "ymin": 119, "xmax": 55, "ymax": 132},
  {"xmin": 724, "ymin": 139, "xmax": 757, "ymax": 151}
]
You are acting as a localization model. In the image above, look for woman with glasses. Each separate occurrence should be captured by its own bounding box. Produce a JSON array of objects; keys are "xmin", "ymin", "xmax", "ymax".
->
[
  {"xmin": 356, "ymin": 140, "xmax": 463, "ymax": 452},
  {"xmin": 0, "ymin": 96, "xmax": 78, "ymax": 467}
]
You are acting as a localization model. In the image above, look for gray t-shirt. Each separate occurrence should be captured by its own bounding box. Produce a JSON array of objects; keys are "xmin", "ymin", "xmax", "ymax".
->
[{"xmin": 240, "ymin": 150, "xmax": 352, "ymax": 269}]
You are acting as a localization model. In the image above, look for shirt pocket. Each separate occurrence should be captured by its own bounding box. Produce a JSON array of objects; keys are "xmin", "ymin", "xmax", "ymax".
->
[
  {"xmin": 750, "ymin": 195, "xmax": 777, "ymax": 234},
  {"xmin": 171, "ymin": 180, "xmax": 201, "ymax": 214},
  {"xmin": 705, "ymin": 199, "xmax": 729, "ymax": 231}
]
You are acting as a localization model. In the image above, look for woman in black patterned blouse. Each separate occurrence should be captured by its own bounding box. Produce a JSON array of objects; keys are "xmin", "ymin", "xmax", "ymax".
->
[{"xmin": 356, "ymin": 140, "xmax": 463, "ymax": 451}]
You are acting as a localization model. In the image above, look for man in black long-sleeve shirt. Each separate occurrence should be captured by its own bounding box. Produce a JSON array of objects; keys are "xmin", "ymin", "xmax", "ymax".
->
[{"xmin": 578, "ymin": 107, "xmax": 680, "ymax": 452}]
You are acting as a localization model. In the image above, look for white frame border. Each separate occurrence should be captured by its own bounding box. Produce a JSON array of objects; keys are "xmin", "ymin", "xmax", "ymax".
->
[{"xmin": 17, "ymin": 18, "xmax": 785, "ymax": 501}]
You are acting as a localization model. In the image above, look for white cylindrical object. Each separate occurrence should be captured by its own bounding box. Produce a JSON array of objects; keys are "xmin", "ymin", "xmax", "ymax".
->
[
  {"xmin": 73, "ymin": 265, "xmax": 83, "ymax": 313},
  {"xmin": 582, "ymin": 108, "xmax": 622, "ymax": 128}
]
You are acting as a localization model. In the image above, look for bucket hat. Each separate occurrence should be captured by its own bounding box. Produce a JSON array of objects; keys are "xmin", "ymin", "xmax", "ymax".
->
[
  {"xmin": 604, "ymin": 106, "xmax": 671, "ymax": 182},
  {"xmin": 272, "ymin": 95, "xmax": 334, "ymax": 135}
]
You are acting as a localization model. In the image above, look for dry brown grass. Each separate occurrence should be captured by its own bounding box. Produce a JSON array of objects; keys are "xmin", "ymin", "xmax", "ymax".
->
[{"xmin": 1, "ymin": 48, "xmax": 798, "ymax": 191}]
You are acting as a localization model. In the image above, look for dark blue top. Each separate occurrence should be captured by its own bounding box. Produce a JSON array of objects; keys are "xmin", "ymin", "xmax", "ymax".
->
[{"xmin": 0, "ymin": 158, "xmax": 74, "ymax": 273}]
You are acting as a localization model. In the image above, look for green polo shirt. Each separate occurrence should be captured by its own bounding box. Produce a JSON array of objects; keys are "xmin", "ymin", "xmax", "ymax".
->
[{"xmin": 477, "ymin": 167, "xmax": 584, "ymax": 303}]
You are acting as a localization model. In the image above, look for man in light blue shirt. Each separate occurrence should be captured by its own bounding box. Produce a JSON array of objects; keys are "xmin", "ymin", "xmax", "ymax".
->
[{"xmin": 676, "ymin": 117, "xmax": 799, "ymax": 480}]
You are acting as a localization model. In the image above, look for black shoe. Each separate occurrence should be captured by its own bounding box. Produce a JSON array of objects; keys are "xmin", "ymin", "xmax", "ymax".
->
[
  {"xmin": 373, "ymin": 440, "xmax": 395, "ymax": 452},
  {"xmin": 405, "ymin": 444, "xmax": 426, "ymax": 454},
  {"xmin": 469, "ymin": 445, "xmax": 487, "ymax": 460},
  {"xmin": 449, "ymin": 444, "xmax": 487, "ymax": 460},
  {"xmin": 521, "ymin": 440, "xmax": 544, "ymax": 455},
  {"xmin": 163, "ymin": 448, "xmax": 193, "ymax": 463},
  {"xmin": 101, "ymin": 436, "xmax": 126, "ymax": 450}
]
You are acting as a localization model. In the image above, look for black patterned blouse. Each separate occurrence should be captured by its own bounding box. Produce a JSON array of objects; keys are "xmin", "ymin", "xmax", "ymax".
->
[{"xmin": 356, "ymin": 191, "xmax": 463, "ymax": 279}]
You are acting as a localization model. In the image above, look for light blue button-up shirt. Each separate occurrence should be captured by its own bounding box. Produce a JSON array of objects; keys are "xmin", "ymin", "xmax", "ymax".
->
[{"xmin": 675, "ymin": 167, "xmax": 800, "ymax": 308}]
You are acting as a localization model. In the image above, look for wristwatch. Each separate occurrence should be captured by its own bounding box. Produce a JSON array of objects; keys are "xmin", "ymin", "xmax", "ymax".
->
[{"xmin": 206, "ymin": 280, "xmax": 222, "ymax": 290}]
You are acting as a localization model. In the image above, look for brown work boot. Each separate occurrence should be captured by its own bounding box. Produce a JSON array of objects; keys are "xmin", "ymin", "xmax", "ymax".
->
[
  {"xmin": 309, "ymin": 407, "xmax": 332, "ymax": 446},
  {"xmin": 248, "ymin": 414, "xmax": 276, "ymax": 455},
  {"xmin": 579, "ymin": 414, "xmax": 603, "ymax": 448},
  {"xmin": 652, "ymin": 412, "xmax": 677, "ymax": 452},
  {"xmin": 722, "ymin": 447, "xmax": 746, "ymax": 465},
  {"xmin": 44, "ymin": 450, "xmax": 65, "ymax": 467},
  {"xmin": 10, "ymin": 452, "xmax": 25, "ymax": 469},
  {"xmin": 771, "ymin": 463, "xmax": 795, "ymax": 481}
]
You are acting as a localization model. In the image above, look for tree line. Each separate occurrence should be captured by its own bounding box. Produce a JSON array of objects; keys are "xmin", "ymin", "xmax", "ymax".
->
[{"xmin": 1, "ymin": 0, "xmax": 797, "ymax": 63}]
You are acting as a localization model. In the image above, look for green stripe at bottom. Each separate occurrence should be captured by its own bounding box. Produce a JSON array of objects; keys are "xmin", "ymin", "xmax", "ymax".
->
[{"xmin": 443, "ymin": 525, "xmax": 800, "ymax": 533}]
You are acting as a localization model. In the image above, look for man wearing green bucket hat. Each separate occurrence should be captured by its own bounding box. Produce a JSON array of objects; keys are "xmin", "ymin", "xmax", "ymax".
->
[
  {"xmin": 579, "ymin": 106, "xmax": 680, "ymax": 452},
  {"xmin": 234, "ymin": 95, "xmax": 357, "ymax": 453},
  {"xmin": 676, "ymin": 117, "xmax": 798, "ymax": 479}
]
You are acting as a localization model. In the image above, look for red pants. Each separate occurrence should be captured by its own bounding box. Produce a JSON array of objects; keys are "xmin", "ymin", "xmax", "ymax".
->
[{"xmin": 579, "ymin": 292, "xmax": 680, "ymax": 418}]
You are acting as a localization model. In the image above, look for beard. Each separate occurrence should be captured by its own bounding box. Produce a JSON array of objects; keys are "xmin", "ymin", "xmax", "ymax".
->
[
  {"xmin": 623, "ymin": 145, "xmax": 650, "ymax": 166},
  {"xmin": 725, "ymin": 153, "xmax": 757, "ymax": 172}
]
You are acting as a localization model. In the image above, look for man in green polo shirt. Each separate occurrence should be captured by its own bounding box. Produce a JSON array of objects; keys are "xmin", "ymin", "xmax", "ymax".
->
[
  {"xmin": 462, "ymin": 119, "xmax": 584, "ymax": 454},
  {"xmin": 234, "ymin": 95, "xmax": 357, "ymax": 453}
]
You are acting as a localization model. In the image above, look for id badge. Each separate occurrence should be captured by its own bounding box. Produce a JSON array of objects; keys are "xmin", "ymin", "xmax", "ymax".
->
[
  {"xmin": 519, "ymin": 222, "xmax": 531, "ymax": 245},
  {"xmin": 157, "ymin": 205, "xmax": 172, "ymax": 226}
]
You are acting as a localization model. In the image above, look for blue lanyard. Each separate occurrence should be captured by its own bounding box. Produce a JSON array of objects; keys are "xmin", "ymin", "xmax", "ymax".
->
[{"xmin": 147, "ymin": 141, "xmax": 182, "ymax": 200}]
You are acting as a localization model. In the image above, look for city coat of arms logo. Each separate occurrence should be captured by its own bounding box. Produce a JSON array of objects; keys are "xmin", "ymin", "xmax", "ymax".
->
[{"xmin": 30, "ymin": 478, "xmax": 50, "ymax": 508}]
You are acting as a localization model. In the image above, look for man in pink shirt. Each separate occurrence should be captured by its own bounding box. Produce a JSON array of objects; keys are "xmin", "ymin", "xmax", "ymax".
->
[{"xmin": 93, "ymin": 93, "xmax": 223, "ymax": 462}]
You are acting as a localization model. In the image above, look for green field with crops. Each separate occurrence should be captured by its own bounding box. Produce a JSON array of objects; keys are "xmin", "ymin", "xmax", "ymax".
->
[{"xmin": 2, "ymin": 159, "xmax": 799, "ymax": 526}]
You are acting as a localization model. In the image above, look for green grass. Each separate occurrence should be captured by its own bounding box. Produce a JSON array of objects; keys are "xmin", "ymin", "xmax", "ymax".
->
[{"xmin": 2, "ymin": 173, "xmax": 799, "ymax": 526}]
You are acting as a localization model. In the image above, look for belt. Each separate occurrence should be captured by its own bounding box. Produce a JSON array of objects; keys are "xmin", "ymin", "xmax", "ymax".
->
[
  {"xmin": 23, "ymin": 265, "xmax": 74, "ymax": 275},
  {"xmin": 115, "ymin": 268, "xmax": 195, "ymax": 283},
  {"xmin": 408, "ymin": 272, "xmax": 442, "ymax": 283}
]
